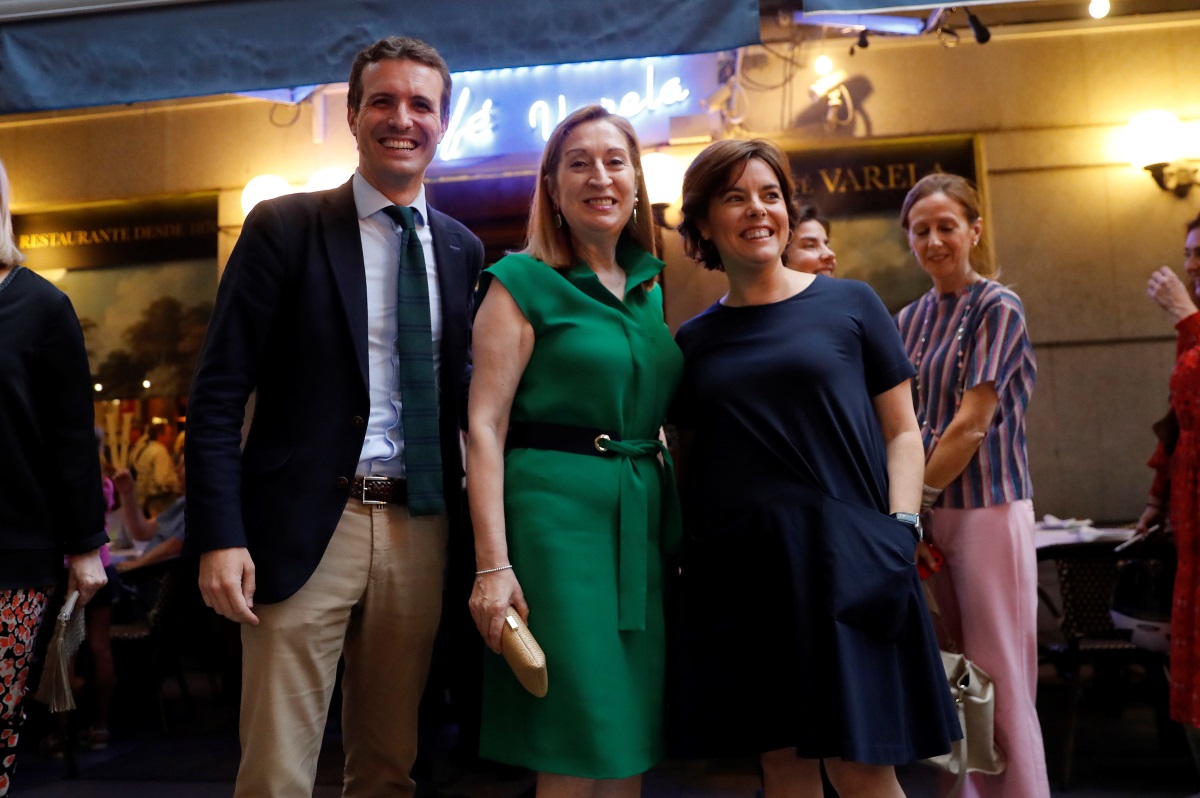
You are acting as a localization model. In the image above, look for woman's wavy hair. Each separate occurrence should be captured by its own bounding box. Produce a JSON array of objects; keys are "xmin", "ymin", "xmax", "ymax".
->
[
  {"xmin": 522, "ymin": 104, "xmax": 655, "ymax": 267},
  {"xmin": 677, "ymin": 139, "xmax": 798, "ymax": 272},
  {"xmin": 0, "ymin": 158, "xmax": 24, "ymax": 268},
  {"xmin": 900, "ymin": 172, "xmax": 994, "ymax": 277}
]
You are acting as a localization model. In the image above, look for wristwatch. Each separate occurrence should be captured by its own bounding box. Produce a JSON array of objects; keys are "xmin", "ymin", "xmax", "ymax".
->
[{"xmin": 891, "ymin": 511, "xmax": 923, "ymax": 542}]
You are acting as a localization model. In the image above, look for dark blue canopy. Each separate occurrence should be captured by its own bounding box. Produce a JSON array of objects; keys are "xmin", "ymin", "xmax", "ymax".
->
[{"xmin": 0, "ymin": 0, "xmax": 761, "ymax": 114}]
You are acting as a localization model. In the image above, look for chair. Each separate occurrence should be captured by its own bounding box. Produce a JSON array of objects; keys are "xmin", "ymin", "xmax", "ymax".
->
[
  {"xmin": 1040, "ymin": 542, "xmax": 1172, "ymax": 790},
  {"xmin": 109, "ymin": 558, "xmax": 199, "ymax": 730}
]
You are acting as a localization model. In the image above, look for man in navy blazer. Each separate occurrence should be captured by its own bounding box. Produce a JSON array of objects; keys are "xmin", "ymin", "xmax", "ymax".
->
[{"xmin": 186, "ymin": 36, "xmax": 485, "ymax": 798}]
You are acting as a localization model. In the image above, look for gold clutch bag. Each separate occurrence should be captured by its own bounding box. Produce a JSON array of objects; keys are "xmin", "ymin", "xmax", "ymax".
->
[{"xmin": 501, "ymin": 606, "xmax": 548, "ymax": 697}]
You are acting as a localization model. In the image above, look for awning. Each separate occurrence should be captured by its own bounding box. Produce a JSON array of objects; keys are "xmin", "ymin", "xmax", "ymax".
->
[
  {"xmin": 800, "ymin": 0, "xmax": 1021, "ymax": 11},
  {"xmin": 0, "ymin": 0, "xmax": 761, "ymax": 114}
]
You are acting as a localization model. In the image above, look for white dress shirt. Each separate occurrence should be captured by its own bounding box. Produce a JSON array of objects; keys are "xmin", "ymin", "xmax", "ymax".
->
[{"xmin": 352, "ymin": 171, "xmax": 443, "ymax": 477}]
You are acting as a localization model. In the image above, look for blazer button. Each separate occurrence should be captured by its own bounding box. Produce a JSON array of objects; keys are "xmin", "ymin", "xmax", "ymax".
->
[
  {"xmin": 352, "ymin": 416, "xmax": 364, "ymax": 428},
  {"xmin": 336, "ymin": 476, "xmax": 349, "ymax": 488}
]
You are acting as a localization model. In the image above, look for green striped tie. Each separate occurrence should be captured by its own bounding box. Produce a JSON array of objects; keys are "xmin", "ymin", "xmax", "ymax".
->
[{"xmin": 383, "ymin": 205, "xmax": 445, "ymax": 516}]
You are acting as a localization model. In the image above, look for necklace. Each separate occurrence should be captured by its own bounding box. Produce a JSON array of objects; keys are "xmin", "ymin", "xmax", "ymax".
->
[{"xmin": 911, "ymin": 281, "xmax": 981, "ymax": 431}]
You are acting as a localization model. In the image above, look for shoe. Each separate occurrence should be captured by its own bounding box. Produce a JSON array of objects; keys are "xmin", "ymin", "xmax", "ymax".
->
[{"xmin": 78, "ymin": 726, "xmax": 110, "ymax": 750}]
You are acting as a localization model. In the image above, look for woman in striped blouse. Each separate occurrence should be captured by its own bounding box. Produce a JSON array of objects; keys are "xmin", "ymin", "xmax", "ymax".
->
[{"xmin": 895, "ymin": 173, "xmax": 1047, "ymax": 798}]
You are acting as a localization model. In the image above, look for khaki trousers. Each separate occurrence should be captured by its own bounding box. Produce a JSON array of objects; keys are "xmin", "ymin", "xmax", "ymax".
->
[{"xmin": 234, "ymin": 501, "xmax": 448, "ymax": 798}]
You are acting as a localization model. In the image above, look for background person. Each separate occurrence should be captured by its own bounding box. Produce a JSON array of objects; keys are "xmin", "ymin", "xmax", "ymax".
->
[
  {"xmin": 113, "ymin": 457, "xmax": 186, "ymax": 573},
  {"xmin": 131, "ymin": 421, "xmax": 179, "ymax": 516},
  {"xmin": 467, "ymin": 104, "xmax": 681, "ymax": 798},
  {"xmin": 894, "ymin": 172, "xmax": 1047, "ymax": 798},
  {"xmin": 1137, "ymin": 212, "xmax": 1200, "ymax": 765},
  {"xmin": 0, "ymin": 155, "xmax": 107, "ymax": 797},
  {"xmin": 784, "ymin": 202, "xmax": 836, "ymax": 276},
  {"xmin": 671, "ymin": 139, "xmax": 958, "ymax": 798},
  {"xmin": 186, "ymin": 36, "xmax": 484, "ymax": 798}
]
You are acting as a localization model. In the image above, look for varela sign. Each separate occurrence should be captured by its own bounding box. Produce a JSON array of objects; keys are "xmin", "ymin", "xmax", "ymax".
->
[
  {"xmin": 787, "ymin": 137, "xmax": 977, "ymax": 216},
  {"xmin": 437, "ymin": 54, "xmax": 719, "ymax": 162}
]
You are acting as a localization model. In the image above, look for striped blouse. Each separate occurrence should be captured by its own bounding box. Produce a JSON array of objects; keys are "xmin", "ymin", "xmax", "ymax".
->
[{"xmin": 895, "ymin": 279, "xmax": 1036, "ymax": 508}]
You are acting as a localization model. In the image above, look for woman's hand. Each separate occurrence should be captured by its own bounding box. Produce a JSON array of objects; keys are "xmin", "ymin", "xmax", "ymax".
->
[
  {"xmin": 469, "ymin": 569, "xmax": 528, "ymax": 654},
  {"xmin": 915, "ymin": 539, "xmax": 940, "ymax": 572},
  {"xmin": 1135, "ymin": 502, "xmax": 1165, "ymax": 537},
  {"xmin": 112, "ymin": 468, "xmax": 134, "ymax": 497},
  {"xmin": 67, "ymin": 548, "xmax": 108, "ymax": 605},
  {"xmin": 1148, "ymin": 266, "xmax": 1198, "ymax": 323}
]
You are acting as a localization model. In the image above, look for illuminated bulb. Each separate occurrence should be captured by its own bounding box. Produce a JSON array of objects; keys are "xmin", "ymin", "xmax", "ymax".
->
[
  {"xmin": 1088, "ymin": 0, "xmax": 1110, "ymax": 19},
  {"xmin": 142, "ymin": 379, "xmax": 152, "ymax": 389},
  {"xmin": 814, "ymin": 55, "xmax": 834, "ymax": 77},
  {"xmin": 305, "ymin": 167, "xmax": 352, "ymax": 192},
  {"xmin": 93, "ymin": 383, "xmax": 103, "ymax": 392},
  {"xmin": 241, "ymin": 174, "xmax": 293, "ymax": 215},
  {"xmin": 641, "ymin": 152, "xmax": 685, "ymax": 206}
]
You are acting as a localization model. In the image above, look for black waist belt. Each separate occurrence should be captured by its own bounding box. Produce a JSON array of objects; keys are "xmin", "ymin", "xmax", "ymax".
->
[{"xmin": 506, "ymin": 421, "xmax": 621, "ymax": 457}]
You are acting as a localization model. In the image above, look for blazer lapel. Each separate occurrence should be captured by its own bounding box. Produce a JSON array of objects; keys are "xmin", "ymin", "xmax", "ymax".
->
[
  {"xmin": 430, "ymin": 208, "xmax": 468, "ymax": 363},
  {"xmin": 322, "ymin": 180, "xmax": 370, "ymax": 389}
]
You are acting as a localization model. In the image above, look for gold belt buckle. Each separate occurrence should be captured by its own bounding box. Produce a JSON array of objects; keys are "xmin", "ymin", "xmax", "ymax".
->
[
  {"xmin": 593, "ymin": 434, "xmax": 611, "ymax": 453},
  {"xmin": 361, "ymin": 474, "xmax": 390, "ymax": 506}
]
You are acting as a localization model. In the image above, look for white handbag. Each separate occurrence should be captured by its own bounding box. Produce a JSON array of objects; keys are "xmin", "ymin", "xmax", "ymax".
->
[{"xmin": 925, "ymin": 649, "xmax": 1006, "ymax": 795}]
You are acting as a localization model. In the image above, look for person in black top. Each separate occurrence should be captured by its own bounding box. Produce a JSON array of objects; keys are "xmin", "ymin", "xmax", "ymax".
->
[
  {"xmin": 670, "ymin": 139, "xmax": 958, "ymax": 798},
  {"xmin": 0, "ymin": 156, "xmax": 107, "ymax": 797}
]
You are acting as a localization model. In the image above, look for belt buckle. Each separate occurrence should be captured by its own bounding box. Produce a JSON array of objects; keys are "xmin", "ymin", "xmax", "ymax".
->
[
  {"xmin": 594, "ymin": 434, "xmax": 611, "ymax": 453},
  {"xmin": 361, "ymin": 474, "xmax": 390, "ymax": 506}
]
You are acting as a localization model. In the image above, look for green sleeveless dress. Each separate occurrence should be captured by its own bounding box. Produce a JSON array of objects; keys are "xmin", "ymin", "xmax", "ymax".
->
[{"xmin": 477, "ymin": 242, "xmax": 683, "ymax": 779}]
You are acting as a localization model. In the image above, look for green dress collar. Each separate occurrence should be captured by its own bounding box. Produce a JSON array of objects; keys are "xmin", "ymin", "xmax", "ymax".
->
[{"xmin": 560, "ymin": 239, "xmax": 663, "ymax": 301}]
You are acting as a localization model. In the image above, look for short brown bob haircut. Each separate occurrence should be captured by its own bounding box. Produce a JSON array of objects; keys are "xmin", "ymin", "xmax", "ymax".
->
[
  {"xmin": 347, "ymin": 36, "xmax": 453, "ymax": 129},
  {"xmin": 678, "ymin": 138, "xmax": 799, "ymax": 271},
  {"xmin": 522, "ymin": 104, "xmax": 656, "ymax": 268}
]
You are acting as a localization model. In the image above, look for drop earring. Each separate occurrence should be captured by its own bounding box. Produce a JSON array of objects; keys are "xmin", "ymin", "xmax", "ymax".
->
[
  {"xmin": 554, "ymin": 207, "xmax": 563, "ymax": 229},
  {"xmin": 632, "ymin": 196, "xmax": 639, "ymax": 227}
]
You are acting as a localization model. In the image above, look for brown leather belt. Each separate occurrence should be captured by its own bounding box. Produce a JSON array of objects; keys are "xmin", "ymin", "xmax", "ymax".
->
[{"xmin": 351, "ymin": 475, "xmax": 408, "ymax": 505}]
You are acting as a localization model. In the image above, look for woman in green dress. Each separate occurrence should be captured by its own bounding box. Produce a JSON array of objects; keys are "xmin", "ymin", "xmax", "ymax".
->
[{"xmin": 467, "ymin": 104, "xmax": 682, "ymax": 797}]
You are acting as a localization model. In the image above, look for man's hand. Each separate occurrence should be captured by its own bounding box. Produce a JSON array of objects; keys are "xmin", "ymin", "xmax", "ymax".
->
[
  {"xmin": 67, "ymin": 549, "xmax": 108, "ymax": 605},
  {"xmin": 199, "ymin": 547, "xmax": 259, "ymax": 624}
]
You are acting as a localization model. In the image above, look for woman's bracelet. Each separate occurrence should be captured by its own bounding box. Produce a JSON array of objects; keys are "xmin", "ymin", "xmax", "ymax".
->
[
  {"xmin": 921, "ymin": 483, "xmax": 942, "ymax": 510},
  {"xmin": 474, "ymin": 564, "xmax": 513, "ymax": 576},
  {"xmin": 1146, "ymin": 499, "xmax": 1163, "ymax": 509}
]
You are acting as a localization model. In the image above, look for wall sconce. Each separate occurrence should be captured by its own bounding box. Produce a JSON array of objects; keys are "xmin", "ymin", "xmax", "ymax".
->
[
  {"xmin": 241, "ymin": 174, "xmax": 293, "ymax": 214},
  {"xmin": 241, "ymin": 167, "xmax": 354, "ymax": 215},
  {"xmin": 1123, "ymin": 110, "xmax": 1198, "ymax": 198},
  {"xmin": 641, "ymin": 152, "xmax": 685, "ymax": 208}
]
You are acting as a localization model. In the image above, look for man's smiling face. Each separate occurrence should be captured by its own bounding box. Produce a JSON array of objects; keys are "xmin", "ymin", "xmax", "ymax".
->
[{"xmin": 347, "ymin": 58, "xmax": 446, "ymax": 204}]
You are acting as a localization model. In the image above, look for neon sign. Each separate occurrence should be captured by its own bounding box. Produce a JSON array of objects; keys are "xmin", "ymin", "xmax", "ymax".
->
[{"xmin": 435, "ymin": 54, "xmax": 717, "ymax": 162}]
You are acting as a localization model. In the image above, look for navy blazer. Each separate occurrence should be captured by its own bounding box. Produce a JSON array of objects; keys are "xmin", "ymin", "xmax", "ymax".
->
[{"xmin": 185, "ymin": 180, "xmax": 485, "ymax": 604}]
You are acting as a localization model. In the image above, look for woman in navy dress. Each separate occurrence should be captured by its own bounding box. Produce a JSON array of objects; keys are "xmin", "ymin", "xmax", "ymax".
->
[{"xmin": 671, "ymin": 139, "xmax": 958, "ymax": 797}]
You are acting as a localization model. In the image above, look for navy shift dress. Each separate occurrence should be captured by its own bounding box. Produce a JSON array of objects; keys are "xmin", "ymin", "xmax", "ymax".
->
[{"xmin": 671, "ymin": 276, "xmax": 960, "ymax": 765}]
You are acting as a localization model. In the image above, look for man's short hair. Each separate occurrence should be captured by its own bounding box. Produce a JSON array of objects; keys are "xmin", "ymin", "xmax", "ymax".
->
[{"xmin": 347, "ymin": 36, "xmax": 453, "ymax": 128}]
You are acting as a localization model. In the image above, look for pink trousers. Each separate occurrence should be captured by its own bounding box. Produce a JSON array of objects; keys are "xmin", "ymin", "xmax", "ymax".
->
[{"xmin": 927, "ymin": 500, "xmax": 1050, "ymax": 798}]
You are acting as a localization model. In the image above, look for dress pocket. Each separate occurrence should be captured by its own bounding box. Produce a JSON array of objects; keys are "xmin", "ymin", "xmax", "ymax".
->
[{"xmin": 819, "ymin": 495, "xmax": 918, "ymax": 641}]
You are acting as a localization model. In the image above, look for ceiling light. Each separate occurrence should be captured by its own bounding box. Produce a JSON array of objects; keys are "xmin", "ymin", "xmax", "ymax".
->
[{"xmin": 1088, "ymin": 0, "xmax": 1110, "ymax": 19}]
